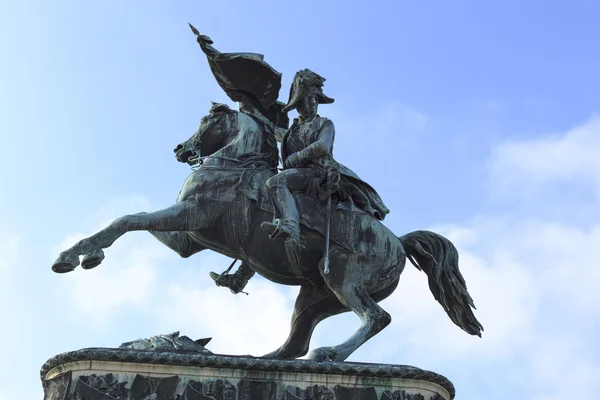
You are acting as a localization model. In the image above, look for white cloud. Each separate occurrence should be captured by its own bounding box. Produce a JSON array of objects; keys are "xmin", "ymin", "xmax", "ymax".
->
[
  {"xmin": 366, "ymin": 216, "xmax": 599, "ymax": 398},
  {"xmin": 530, "ymin": 336, "xmax": 600, "ymax": 400},
  {"xmin": 0, "ymin": 232, "xmax": 20, "ymax": 315},
  {"xmin": 377, "ymin": 224, "xmax": 539, "ymax": 363},
  {"xmin": 0, "ymin": 233, "xmax": 19, "ymax": 272},
  {"xmin": 52, "ymin": 195, "xmax": 172, "ymax": 325},
  {"xmin": 65, "ymin": 255, "xmax": 157, "ymax": 312},
  {"xmin": 502, "ymin": 220, "xmax": 600, "ymax": 314},
  {"xmin": 56, "ymin": 231, "xmax": 165, "ymax": 316},
  {"xmin": 483, "ymin": 113, "xmax": 600, "ymax": 312},
  {"xmin": 490, "ymin": 114, "xmax": 600, "ymax": 194},
  {"xmin": 154, "ymin": 271, "xmax": 297, "ymax": 357},
  {"xmin": 0, "ymin": 232, "xmax": 22, "ymax": 397},
  {"xmin": 367, "ymin": 115, "xmax": 600, "ymax": 396},
  {"xmin": 353, "ymin": 115, "xmax": 600, "ymax": 396},
  {"xmin": 50, "ymin": 195, "xmax": 298, "ymax": 355}
]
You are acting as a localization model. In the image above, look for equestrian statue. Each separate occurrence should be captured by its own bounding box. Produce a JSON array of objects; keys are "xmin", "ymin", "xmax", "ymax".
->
[{"xmin": 51, "ymin": 25, "xmax": 483, "ymax": 362}]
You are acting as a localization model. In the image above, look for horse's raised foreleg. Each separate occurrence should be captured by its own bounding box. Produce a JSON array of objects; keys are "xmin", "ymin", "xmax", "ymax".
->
[
  {"xmin": 262, "ymin": 285, "xmax": 348, "ymax": 359},
  {"xmin": 52, "ymin": 200, "xmax": 218, "ymax": 273},
  {"xmin": 149, "ymin": 230, "xmax": 206, "ymax": 258}
]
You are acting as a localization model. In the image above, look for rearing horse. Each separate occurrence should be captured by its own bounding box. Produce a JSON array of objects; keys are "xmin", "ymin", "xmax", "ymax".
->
[{"xmin": 52, "ymin": 103, "xmax": 483, "ymax": 362}]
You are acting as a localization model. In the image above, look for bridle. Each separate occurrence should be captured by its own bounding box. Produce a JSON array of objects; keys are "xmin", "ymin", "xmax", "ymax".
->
[
  {"xmin": 188, "ymin": 112, "xmax": 278, "ymax": 172},
  {"xmin": 187, "ymin": 113, "xmax": 226, "ymax": 166}
]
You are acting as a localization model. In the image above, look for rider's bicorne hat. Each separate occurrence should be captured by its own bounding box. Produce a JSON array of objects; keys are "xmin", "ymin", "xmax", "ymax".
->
[{"xmin": 282, "ymin": 69, "xmax": 335, "ymax": 113}]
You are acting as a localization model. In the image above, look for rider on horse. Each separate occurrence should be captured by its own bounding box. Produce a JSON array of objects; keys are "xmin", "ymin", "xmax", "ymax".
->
[
  {"xmin": 260, "ymin": 69, "xmax": 339, "ymax": 244},
  {"xmin": 210, "ymin": 69, "xmax": 390, "ymax": 294}
]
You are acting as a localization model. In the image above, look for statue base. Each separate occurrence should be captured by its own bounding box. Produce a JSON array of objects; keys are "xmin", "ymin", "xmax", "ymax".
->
[{"xmin": 41, "ymin": 348, "xmax": 454, "ymax": 399}]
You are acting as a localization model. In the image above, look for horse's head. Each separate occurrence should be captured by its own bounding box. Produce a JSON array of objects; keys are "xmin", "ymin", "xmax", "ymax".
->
[{"xmin": 174, "ymin": 102, "xmax": 236, "ymax": 165}]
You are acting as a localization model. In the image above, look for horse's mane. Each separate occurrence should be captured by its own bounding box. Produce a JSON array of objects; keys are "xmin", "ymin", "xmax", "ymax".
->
[{"xmin": 211, "ymin": 103, "xmax": 280, "ymax": 170}]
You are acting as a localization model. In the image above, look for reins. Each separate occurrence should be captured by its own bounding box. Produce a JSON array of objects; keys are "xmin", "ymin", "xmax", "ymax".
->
[
  {"xmin": 188, "ymin": 111, "xmax": 279, "ymax": 172},
  {"xmin": 190, "ymin": 154, "xmax": 277, "ymax": 172}
]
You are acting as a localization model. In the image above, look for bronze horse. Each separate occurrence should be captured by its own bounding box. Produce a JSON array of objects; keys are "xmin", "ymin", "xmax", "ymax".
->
[{"xmin": 52, "ymin": 104, "xmax": 483, "ymax": 362}]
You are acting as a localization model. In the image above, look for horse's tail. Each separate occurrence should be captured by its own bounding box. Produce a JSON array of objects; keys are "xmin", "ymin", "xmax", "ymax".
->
[{"xmin": 399, "ymin": 230, "xmax": 484, "ymax": 337}]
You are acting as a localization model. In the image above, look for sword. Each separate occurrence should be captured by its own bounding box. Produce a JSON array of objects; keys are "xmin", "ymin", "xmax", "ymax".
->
[{"xmin": 323, "ymin": 195, "xmax": 332, "ymax": 274}]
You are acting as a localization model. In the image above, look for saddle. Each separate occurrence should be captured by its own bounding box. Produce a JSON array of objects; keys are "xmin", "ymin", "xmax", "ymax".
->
[{"xmin": 238, "ymin": 170, "xmax": 369, "ymax": 253}]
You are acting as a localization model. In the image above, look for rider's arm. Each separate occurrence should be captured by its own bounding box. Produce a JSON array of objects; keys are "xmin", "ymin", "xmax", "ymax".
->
[{"xmin": 291, "ymin": 119, "xmax": 335, "ymax": 165}]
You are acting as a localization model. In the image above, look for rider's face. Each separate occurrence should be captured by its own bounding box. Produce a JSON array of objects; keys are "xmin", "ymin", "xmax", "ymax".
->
[{"xmin": 296, "ymin": 95, "xmax": 318, "ymax": 120}]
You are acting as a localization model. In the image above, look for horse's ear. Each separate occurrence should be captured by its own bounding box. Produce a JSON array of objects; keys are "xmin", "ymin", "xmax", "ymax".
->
[{"xmin": 209, "ymin": 101, "xmax": 232, "ymax": 115}]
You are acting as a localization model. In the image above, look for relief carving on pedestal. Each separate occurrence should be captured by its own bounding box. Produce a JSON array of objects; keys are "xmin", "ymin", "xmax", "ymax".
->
[
  {"xmin": 283, "ymin": 384, "xmax": 334, "ymax": 399},
  {"xmin": 44, "ymin": 372, "xmax": 446, "ymax": 400},
  {"xmin": 180, "ymin": 379, "xmax": 236, "ymax": 400},
  {"xmin": 43, "ymin": 371, "xmax": 71, "ymax": 400},
  {"xmin": 72, "ymin": 373, "xmax": 129, "ymax": 400}
]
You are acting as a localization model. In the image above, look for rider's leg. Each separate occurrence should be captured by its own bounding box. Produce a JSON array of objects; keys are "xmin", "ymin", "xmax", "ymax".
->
[{"xmin": 262, "ymin": 168, "xmax": 314, "ymax": 242}]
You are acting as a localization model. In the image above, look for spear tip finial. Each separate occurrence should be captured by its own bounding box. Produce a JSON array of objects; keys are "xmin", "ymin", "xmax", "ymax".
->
[{"xmin": 188, "ymin": 23, "xmax": 199, "ymax": 36}]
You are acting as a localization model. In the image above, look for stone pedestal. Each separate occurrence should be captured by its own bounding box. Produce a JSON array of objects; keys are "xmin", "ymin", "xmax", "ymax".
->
[{"xmin": 41, "ymin": 348, "xmax": 454, "ymax": 399}]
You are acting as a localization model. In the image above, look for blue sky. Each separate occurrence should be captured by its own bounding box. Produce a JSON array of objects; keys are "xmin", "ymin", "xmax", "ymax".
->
[{"xmin": 1, "ymin": 1, "xmax": 599, "ymax": 398}]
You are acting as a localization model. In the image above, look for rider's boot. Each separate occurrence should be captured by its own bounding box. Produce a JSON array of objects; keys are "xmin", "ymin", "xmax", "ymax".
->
[
  {"xmin": 261, "ymin": 218, "xmax": 300, "ymax": 244},
  {"xmin": 260, "ymin": 219, "xmax": 302, "ymax": 274},
  {"xmin": 209, "ymin": 263, "xmax": 255, "ymax": 294},
  {"xmin": 261, "ymin": 218, "xmax": 302, "ymax": 276},
  {"xmin": 261, "ymin": 183, "xmax": 301, "ymax": 244},
  {"xmin": 261, "ymin": 183, "xmax": 304, "ymax": 274}
]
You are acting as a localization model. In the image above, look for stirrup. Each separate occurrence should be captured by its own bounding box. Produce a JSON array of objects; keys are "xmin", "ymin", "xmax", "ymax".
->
[
  {"xmin": 209, "ymin": 271, "xmax": 248, "ymax": 295},
  {"xmin": 267, "ymin": 219, "xmax": 284, "ymax": 239},
  {"xmin": 262, "ymin": 219, "xmax": 299, "ymax": 242}
]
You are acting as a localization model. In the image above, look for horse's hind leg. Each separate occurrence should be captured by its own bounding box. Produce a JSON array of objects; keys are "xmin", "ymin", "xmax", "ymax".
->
[
  {"xmin": 52, "ymin": 200, "xmax": 217, "ymax": 273},
  {"xmin": 308, "ymin": 256, "xmax": 394, "ymax": 362},
  {"xmin": 263, "ymin": 285, "xmax": 348, "ymax": 359},
  {"xmin": 308, "ymin": 286, "xmax": 391, "ymax": 362}
]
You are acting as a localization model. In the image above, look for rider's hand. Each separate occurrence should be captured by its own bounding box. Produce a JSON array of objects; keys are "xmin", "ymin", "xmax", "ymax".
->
[
  {"xmin": 284, "ymin": 153, "xmax": 301, "ymax": 169},
  {"xmin": 197, "ymin": 34, "xmax": 214, "ymax": 45},
  {"xmin": 324, "ymin": 167, "xmax": 341, "ymax": 192}
]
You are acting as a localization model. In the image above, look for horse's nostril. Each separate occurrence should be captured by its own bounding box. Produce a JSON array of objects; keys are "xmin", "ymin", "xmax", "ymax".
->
[{"xmin": 174, "ymin": 144, "xmax": 183, "ymax": 153}]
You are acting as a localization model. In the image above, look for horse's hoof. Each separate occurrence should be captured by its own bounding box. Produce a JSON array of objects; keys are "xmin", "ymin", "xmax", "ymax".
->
[
  {"xmin": 261, "ymin": 349, "xmax": 283, "ymax": 359},
  {"xmin": 262, "ymin": 347, "xmax": 306, "ymax": 360},
  {"xmin": 308, "ymin": 347, "xmax": 335, "ymax": 362},
  {"xmin": 82, "ymin": 249, "xmax": 105, "ymax": 270},
  {"xmin": 52, "ymin": 252, "xmax": 80, "ymax": 273}
]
